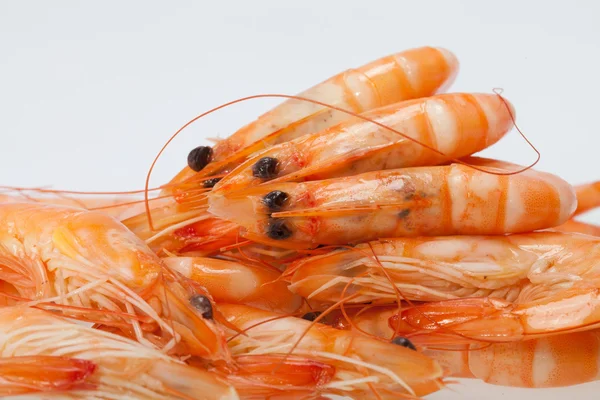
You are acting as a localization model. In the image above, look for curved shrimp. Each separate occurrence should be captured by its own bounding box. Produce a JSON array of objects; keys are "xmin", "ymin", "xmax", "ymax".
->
[
  {"xmin": 211, "ymin": 92, "xmax": 514, "ymax": 194},
  {"xmin": 0, "ymin": 202, "xmax": 230, "ymax": 361},
  {"xmin": 208, "ymin": 157, "xmax": 576, "ymax": 249},
  {"xmin": 219, "ymin": 303, "xmax": 445, "ymax": 398},
  {"xmin": 387, "ymin": 232, "xmax": 600, "ymax": 342},
  {"xmin": 169, "ymin": 46, "xmax": 458, "ymax": 186},
  {"xmin": 343, "ymin": 306, "xmax": 600, "ymax": 389},
  {"xmin": 0, "ymin": 306, "xmax": 238, "ymax": 399},
  {"xmin": 162, "ymin": 256, "xmax": 304, "ymax": 314}
]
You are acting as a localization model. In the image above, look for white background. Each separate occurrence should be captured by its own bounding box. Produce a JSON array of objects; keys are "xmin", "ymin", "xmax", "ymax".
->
[{"xmin": 1, "ymin": 1, "xmax": 599, "ymax": 399}]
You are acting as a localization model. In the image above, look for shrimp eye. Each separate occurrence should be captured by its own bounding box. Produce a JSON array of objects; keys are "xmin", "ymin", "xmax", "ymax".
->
[
  {"xmin": 187, "ymin": 146, "xmax": 213, "ymax": 172},
  {"xmin": 189, "ymin": 294, "xmax": 214, "ymax": 319},
  {"xmin": 262, "ymin": 190, "xmax": 289, "ymax": 211},
  {"xmin": 392, "ymin": 336, "xmax": 416, "ymax": 351},
  {"xmin": 202, "ymin": 177, "xmax": 222, "ymax": 188},
  {"xmin": 301, "ymin": 311, "xmax": 322, "ymax": 321},
  {"xmin": 252, "ymin": 157, "xmax": 279, "ymax": 179},
  {"xmin": 266, "ymin": 218, "xmax": 292, "ymax": 240}
]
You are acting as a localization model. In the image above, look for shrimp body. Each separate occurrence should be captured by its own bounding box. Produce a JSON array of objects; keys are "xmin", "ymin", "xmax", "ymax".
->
[
  {"xmin": 0, "ymin": 306, "xmax": 238, "ymax": 399},
  {"xmin": 348, "ymin": 306, "xmax": 600, "ymax": 389},
  {"xmin": 170, "ymin": 46, "xmax": 458, "ymax": 186},
  {"xmin": 220, "ymin": 303, "xmax": 444, "ymax": 398},
  {"xmin": 212, "ymin": 93, "xmax": 514, "ymax": 194},
  {"xmin": 425, "ymin": 330, "xmax": 600, "ymax": 389},
  {"xmin": 208, "ymin": 158, "xmax": 576, "ymax": 249},
  {"xmin": 163, "ymin": 257, "xmax": 304, "ymax": 314},
  {"xmin": 387, "ymin": 233, "xmax": 600, "ymax": 341},
  {"xmin": 286, "ymin": 234, "xmax": 546, "ymax": 304},
  {"xmin": 0, "ymin": 202, "xmax": 229, "ymax": 361}
]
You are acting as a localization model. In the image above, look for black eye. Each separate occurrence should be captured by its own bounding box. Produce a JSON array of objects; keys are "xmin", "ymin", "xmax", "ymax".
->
[
  {"xmin": 189, "ymin": 294, "xmax": 214, "ymax": 319},
  {"xmin": 202, "ymin": 177, "xmax": 222, "ymax": 188},
  {"xmin": 392, "ymin": 336, "xmax": 416, "ymax": 351},
  {"xmin": 262, "ymin": 190, "xmax": 289, "ymax": 211},
  {"xmin": 187, "ymin": 146, "xmax": 213, "ymax": 172},
  {"xmin": 252, "ymin": 157, "xmax": 279, "ymax": 179},
  {"xmin": 301, "ymin": 311, "xmax": 322, "ymax": 322},
  {"xmin": 266, "ymin": 219, "xmax": 292, "ymax": 240}
]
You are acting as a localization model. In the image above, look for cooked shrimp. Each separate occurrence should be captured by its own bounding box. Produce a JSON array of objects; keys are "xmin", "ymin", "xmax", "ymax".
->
[
  {"xmin": 287, "ymin": 231, "xmax": 600, "ymax": 305},
  {"xmin": 208, "ymin": 157, "xmax": 576, "ymax": 249},
  {"xmin": 212, "ymin": 92, "xmax": 513, "ymax": 194},
  {"xmin": 345, "ymin": 306, "xmax": 600, "ymax": 389},
  {"xmin": 0, "ymin": 306, "xmax": 238, "ymax": 399},
  {"xmin": 424, "ymin": 330, "xmax": 600, "ymax": 389},
  {"xmin": 0, "ymin": 202, "xmax": 229, "ymax": 361},
  {"xmin": 169, "ymin": 46, "xmax": 458, "ymax": 186},
  {"xmin": 219, "ymin": 303, "xmax": 445, "ymax": 398},
  {"xmin": 387, "ymin": 232, "xmax": 600, "ymax": 341},
  {"xmin": 286, "ymin": 234, "xmax": 543, "ymax": 304},
  {"xmin": 162, "ymin": 256, "xmax": 304, "ymax": 314}
]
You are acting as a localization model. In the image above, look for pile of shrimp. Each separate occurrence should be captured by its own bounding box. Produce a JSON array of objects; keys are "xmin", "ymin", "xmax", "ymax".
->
[{"xmin": 2, "ymin": 46, "xmax": 599, "ymax": 399}]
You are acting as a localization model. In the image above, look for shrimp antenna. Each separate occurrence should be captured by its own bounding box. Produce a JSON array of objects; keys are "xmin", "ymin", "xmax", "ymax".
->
[{"xmin": 145, "ymin": 91, "xmax": 539, "ymax": 230}]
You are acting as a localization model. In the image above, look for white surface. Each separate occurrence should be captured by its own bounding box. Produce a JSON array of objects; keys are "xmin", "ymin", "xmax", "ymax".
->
[{"xmin": 1, "ymin": 1, "xmax": 600, "ymax": 399}]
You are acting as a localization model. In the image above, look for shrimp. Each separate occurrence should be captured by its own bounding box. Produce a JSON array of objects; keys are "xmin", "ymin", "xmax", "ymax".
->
[
  {"xmin": 423, "ymin": 330, "xmax": 600, "ymax": 389},
  {"xmin": 169, "ymin": 46, "xmax": 458, "ymax": 186},
  {"xmin": 0, "ymin": 202, "xmax": 230, "ymax": 361},
  {"xmin": 0, "ymin": 306, "xmax": 238, "ymax": 399},
  {"xmin": 128, "ymin": 47, "xmax": 459, "ymax": 255},
  {"xmin": 286, "ymin": 231, "xmax": 600, "ymax": 305},
  {"xmin": 208, "ymin": 157, "xmax": 576, "ymax": 249},
  {"xmin": 342, "ymin": 306, "xmax": 600, "ymax": 389},
  {"xmin": 219, "ymin": 303, "xmax": 445, "ymax": 398},
  {"xmin": 162, "ymin": 256, "xmax": 304, "ymax": 314},
  {"xmin": 386, "ymin": 232, "xmax": 600, "ymax": 342},
  {"xmin": 211, "ymin": 92, "xmax": 514, "ymax": 194}
]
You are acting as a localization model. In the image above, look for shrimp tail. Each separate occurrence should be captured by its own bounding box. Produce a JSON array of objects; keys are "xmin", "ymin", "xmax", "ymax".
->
[{"xmin": 0, "ymin": 356, "xmax": 97, "ymax": 395}]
